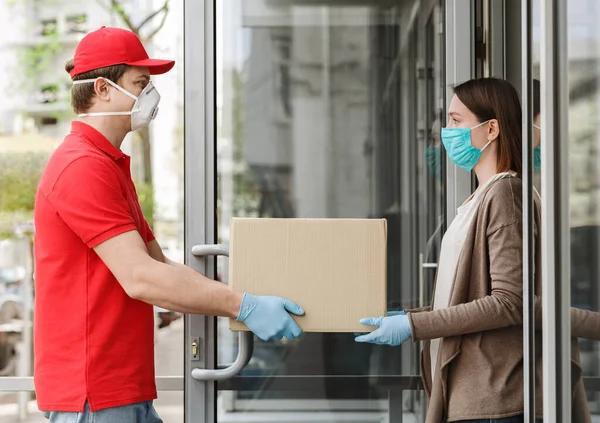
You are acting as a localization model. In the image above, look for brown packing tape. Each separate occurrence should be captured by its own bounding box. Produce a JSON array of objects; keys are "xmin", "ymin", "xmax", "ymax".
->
[{"xmin": 228, "ymin": 218, "xmax": 387, "ymax": 332}]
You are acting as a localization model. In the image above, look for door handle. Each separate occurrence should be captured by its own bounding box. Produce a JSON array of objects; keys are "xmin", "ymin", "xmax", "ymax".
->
[
  {"xmin": 190, "ymin": 244, "xmax": 254, "ymax": 381},
  {"xmin": 191, "ymin": 243, "xmax": 230, "ymax": 258},
  {"xmin": 191, "ymin": 331, "xmax": 253, "ymax": 381},
  {"xmin": 419, "ymin": 253, "xmax": 438, "ymax": 308}
]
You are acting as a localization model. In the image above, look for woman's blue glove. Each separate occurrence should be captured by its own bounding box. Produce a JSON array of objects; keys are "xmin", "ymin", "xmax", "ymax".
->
[
  {"xmin": 354, "ymin": 312, "xmax": 412, "ymax": 346},
  {"xmin": 353, "ymin": 310, "xmax": 406, "ymax": 337},
  {"xmin": 385, "ymin": 310, "xmax": 407, "ymax": 317},
  {"xmin": 236, "ymin": 293, "xmax": 304, "ymax": 341}
]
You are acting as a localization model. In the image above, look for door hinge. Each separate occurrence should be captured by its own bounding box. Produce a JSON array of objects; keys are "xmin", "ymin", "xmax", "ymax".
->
[{"xmin": 475, "ymin": 26, "xmax": 486, "ymax": 60}]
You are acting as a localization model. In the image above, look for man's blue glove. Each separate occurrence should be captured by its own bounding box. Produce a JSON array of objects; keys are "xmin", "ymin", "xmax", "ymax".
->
[
  {"xmin": 236, "ymin": 293, "xmax": 304, "ymax": 341},
  {"xmin": 354, "ymin": 312, "xmax": 412, "ymax": 346}
]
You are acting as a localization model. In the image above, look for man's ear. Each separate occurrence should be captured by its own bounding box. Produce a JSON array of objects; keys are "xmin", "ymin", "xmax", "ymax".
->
[{"xmin": 94, "ymin": 78, "xmax": 111, "ymax": 101}]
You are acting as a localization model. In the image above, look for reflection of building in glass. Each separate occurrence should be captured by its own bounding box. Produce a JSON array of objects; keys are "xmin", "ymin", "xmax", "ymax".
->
[
  {"xmin": 532, "ymin": 0, "xmax": 600, "ymax": 409},
  {"xmin": 567, "ymin": 3, "xmax": 600, "ymax": 411},
  {"xmin": 235, "ymin": 0, "xmax": 444, "ymax": 309},
  {"xmin": 240, "ymin": 4, "xmax": 374, "ymax": 220},
  {"xmin": 216, "ymin": 1, "xmax": 445, "ymax": 416}
]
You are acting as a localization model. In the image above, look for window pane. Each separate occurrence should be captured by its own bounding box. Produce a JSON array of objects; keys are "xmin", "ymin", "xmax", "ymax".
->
[{"xmin": 566, "ymin": 0, "xmax": 600, "ymax": 417}]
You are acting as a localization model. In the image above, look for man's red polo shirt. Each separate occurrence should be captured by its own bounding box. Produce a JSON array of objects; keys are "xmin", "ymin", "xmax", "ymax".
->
[{"xmin": 34, "ymin": 121, "xmax": 157, "ymax": 412}]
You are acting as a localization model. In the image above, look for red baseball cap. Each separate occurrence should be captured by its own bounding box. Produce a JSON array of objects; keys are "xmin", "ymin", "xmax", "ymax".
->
[{"xmin": 69, "ymin": 26, "xmax": 175, "ymax": 77}]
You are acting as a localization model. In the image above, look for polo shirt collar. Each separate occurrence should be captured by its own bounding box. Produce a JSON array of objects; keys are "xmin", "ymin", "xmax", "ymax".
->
[{"xmin": 71, "ymin": 121, "xmax": 127, "ymax": 160}]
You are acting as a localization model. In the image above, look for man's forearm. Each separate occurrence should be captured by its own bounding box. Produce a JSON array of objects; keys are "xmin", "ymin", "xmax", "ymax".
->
[
  {"xmin": 132, "ymin": 258, "xmax": 243, "ymax": 318},
  {"xmin": 163, "ymin": 256, "xmax": 188, "ymax": 270}
]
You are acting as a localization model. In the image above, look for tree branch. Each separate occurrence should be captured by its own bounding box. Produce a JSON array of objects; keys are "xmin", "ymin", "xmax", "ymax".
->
[
  {"xmin": 137, "ymin": 0, "xmax": 169, "ymax": 32},
  {"xmin": 142, "ymin": 2, "xmax": 170, "ymax": 43},
  {"xmin": 106, "ymin": 0, "xmax": 139, "ymax": 34}
]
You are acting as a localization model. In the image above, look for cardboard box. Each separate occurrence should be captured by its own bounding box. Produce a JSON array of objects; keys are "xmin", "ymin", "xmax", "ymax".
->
[{"xmin": 228, "ymin": 218, "xmax": 387, "ymax": 332}]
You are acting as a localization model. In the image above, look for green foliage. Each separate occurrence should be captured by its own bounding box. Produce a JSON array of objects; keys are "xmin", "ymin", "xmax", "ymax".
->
[
  {"xmin": 233, "ymin": 171, "xmax": 260, "ymax": 216},
  {"xmin": 134, "ymin": 182, "xmax": 155, "ymax": 229},
  {"xmin": 0, "ymin": 211, "xmax": 32, "ymax": 240},
  {"xmin": 0, "ymin": 152, "xmax": 48, "ymax": 213},
  {"xmin": 17, "ymin": 35, "xmax": 64, "ymax": 92},
  {"xmin": 0, "ymin": 152, "xmax": 156, "ymax": 238},
  {"xmin": 5, "ymin": 0, "xmax": 171, "ymax": 235},
  {"xmin": 0, "ymin": 152, "xmax": 50, "ymax": 239}
]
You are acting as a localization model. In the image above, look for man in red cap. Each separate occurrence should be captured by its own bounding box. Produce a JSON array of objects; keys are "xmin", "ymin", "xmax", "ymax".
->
[{"xmin": 34, "ymin": 26, "xmax": 304, "ymax": 423}]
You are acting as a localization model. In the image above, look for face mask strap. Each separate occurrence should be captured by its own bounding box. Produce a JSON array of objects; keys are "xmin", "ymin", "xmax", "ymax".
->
[
  {"xmin": 72, "ymin": 77, "xmax": 138, "ymax": 101},
  {"xmin": 480, "ymin": 139, "xmax": 493, "ymax": 152},
  {"xmin": 72, "ymin": 79, "xmax": 98, "ymax": 85},
  {"xmin": 471, "ymin": 119, "xmax": 492, "ymax": 130},
  {"xmin": 472, "ymin": 119, "xmax": 495, "ymax": 152},
  {"xmin": 78, "ymin": 111, "xmax": 133, "ymax": 117}
]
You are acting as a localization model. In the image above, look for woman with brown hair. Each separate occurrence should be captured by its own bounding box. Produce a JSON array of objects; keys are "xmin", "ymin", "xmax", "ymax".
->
[{"xmin": 355, "ymin": 77, "xmax": 589, "ymax": 422}]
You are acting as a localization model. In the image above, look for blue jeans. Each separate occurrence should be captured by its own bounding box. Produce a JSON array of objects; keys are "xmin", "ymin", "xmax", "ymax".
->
[
  {"xmin": 43, "ymin": 401, "xmax": 163, "ymax": 423},
  {"xmin": 453, "ymin": 416, "xmax": 542, "ymax": 423}
]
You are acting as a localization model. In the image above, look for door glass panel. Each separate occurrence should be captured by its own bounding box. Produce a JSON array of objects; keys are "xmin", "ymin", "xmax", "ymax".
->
[
  {"xmin": 216, "ymin": 0, "xmax": 444, "ymax": 420},
  {"xmin": 534, "ymin": 0, "xmax": 600, "ymax": 417},
  {"xmin": 565, "ymin": 0, "xmax": 600, "ymax": 417}
]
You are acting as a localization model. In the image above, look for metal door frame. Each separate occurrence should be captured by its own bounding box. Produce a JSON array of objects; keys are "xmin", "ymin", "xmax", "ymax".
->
[
  {"xmin": 183, "ymin": 0, "xmax": 217, "ymax": 422},
  {"xmin": 445, "ymin": 0, "xmax": 476, "ymax": 223},
  {"xmin": 540, "ymin": 0, "xmax": 571, "ymax": 421},
  {"xmin": 0, "ymin": 1, "xmax": 477, "ymax": 423},
  {"xmin": 181, "ymin": 2, "xmax": 600, "ymax": 423},
  {"xmin": 182, "ymin": 1, "xmax": 475, "ymax": 423},
  {"xmin": 181, "ymin": 0, "xmax": 423, "ymax": 420}
]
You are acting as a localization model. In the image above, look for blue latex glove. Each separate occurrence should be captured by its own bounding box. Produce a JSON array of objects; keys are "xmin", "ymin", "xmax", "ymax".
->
[
  {"xmin": 353, "ymin": 310, "xmax": 406, "ymax": 337},
  {"xmin": 354, "ymin": 312, "xmax": 412, "ymax": 346},
  {"xmin": 386, "ymin": 310, "xmax": 407, "ymax": 317},
  {"xmin": 236, "ymin": 293, "xmax": 304, "ymax": 341}
]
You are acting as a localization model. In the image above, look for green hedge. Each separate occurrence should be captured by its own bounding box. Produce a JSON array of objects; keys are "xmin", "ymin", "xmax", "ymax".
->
[
  {"xmin": 0, "ymin": 152, "xmax": 49, "ymax": 239},
  {"xmin": 0, "ymin": 151, "xmax": 155, "ymax": 238},
  {"xmin": 134, "ymin": 181, "xmax": 155, "ymax": 230}
]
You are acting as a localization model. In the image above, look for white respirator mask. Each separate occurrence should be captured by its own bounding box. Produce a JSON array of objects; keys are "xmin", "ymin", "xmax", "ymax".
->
[{"xmin": 73, "ymin": 77, "xmax": 160, "ymax": 131}]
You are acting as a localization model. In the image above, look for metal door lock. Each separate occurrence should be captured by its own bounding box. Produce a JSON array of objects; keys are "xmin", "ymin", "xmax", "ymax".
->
[{"xmin": 191, "ymin": 338, "xmax": 200, "ymax": 361}]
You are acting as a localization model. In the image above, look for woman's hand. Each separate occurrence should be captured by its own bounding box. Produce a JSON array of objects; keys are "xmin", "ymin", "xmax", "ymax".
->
[{"xmin": 354, "ymin": 311, "xmax": 412, "ymax": 346}]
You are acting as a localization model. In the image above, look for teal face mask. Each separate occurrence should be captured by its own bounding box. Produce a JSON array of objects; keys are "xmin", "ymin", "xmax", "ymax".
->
[
  {"xmin": 425, "ymin": 146, "xmax": 442, "ymax": 181},
  {"xmin": 441, "ymin": 120, "xmax": 492, "ymax": 172},
  {"xmin": 533, "ymin": 124, "xmax": 541, "ymax": 171},
  {"xmin": 533, "ymin": 146, "xmax": 541, "ymax": 171}
]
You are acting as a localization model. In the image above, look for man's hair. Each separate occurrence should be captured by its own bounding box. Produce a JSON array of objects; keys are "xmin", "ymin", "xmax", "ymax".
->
[
  {"xmin": 66, "ymin": 59, "xmax": 129, "ymax": 114},
  {"xmin": 453, "ymin": 77, "xmax": 523, "ymax": 174}
]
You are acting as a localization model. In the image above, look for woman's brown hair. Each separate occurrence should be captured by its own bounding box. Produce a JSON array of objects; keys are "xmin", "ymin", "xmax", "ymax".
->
[{"xmin": 453, "ymin": 78, "xmax": 522, "ymax": 174}]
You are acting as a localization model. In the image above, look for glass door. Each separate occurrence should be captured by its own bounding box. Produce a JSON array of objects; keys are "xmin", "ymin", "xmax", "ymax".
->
[
  {"xmin": 181, "ymin": 0, "xmax": 478, "ymax": 422},
  {"xmin": 534, "ymin": 0, "xmax": 600, "ymax": 420}
]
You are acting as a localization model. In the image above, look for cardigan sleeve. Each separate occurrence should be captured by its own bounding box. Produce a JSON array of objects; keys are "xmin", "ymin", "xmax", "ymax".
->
[
  {"xmin": 409, "ymin": 221, "xmax": 524, "ymax": 341},
  {"xmin": 532, "ymin": 296, "xmax": 600, "ymax": 340},
  {"xmin": 408, "ymin": 178, "xmax": 524, "ymax": 341}
]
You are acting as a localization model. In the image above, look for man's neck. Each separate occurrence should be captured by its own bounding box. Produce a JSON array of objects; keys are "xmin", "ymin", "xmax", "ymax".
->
[{"xmin": 78, "ymin": 118, "xmax": 128, "ymax": 149}]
